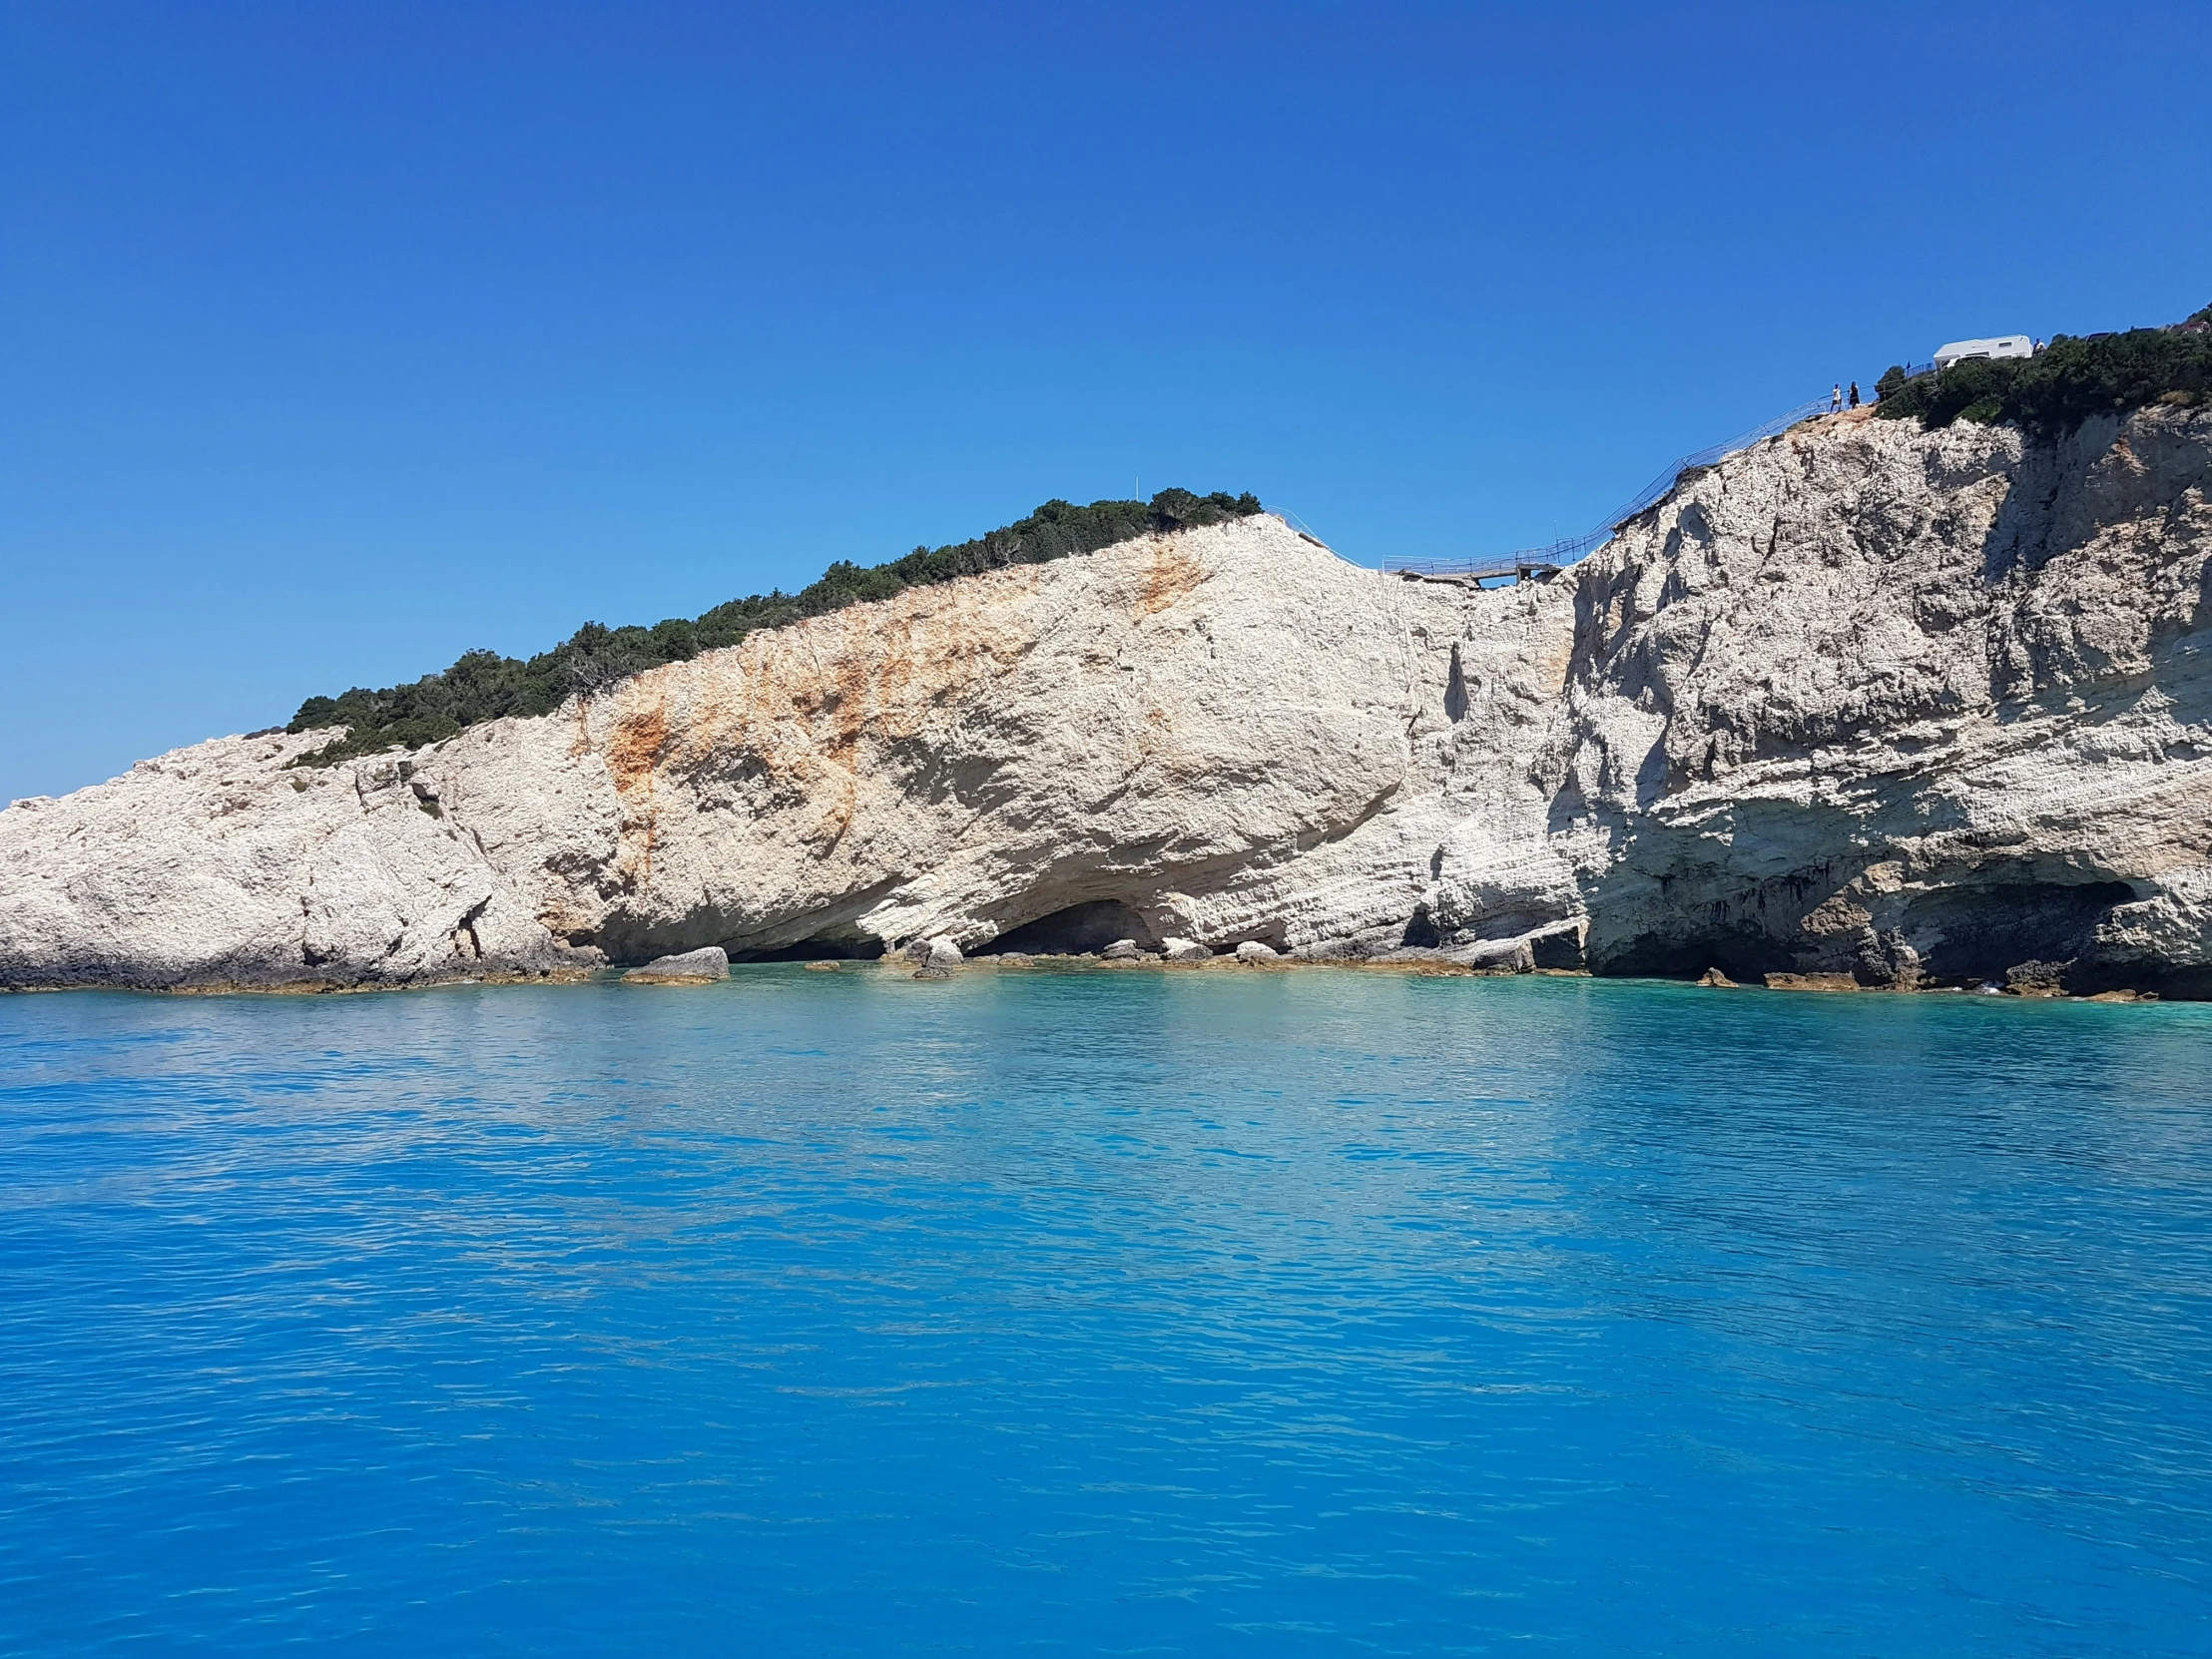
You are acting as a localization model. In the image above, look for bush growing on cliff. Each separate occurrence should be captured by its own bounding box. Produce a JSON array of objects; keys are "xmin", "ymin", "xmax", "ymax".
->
[
  {"xmin": 286, "ymin": 489, "xmax": 1264, "ymax": 766},
  {"xmin": 1875, "ymin": 308, "xmax": 2211, "ymax": 435}
]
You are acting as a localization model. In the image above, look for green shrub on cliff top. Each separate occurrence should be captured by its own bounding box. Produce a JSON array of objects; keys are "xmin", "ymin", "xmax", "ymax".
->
[
  {"xmin": 1875, "ymin": 308, "xmax": 2211, "ymax": 435},
  {"xmin": 287, "ymin": 489, "xmax": 1264, "ymax": 767}
]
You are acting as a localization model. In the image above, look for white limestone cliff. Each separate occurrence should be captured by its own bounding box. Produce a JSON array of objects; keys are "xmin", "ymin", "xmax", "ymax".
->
[{"xmin": 4, "ymin": 404, "xmax": 2209, "ymax": 995}]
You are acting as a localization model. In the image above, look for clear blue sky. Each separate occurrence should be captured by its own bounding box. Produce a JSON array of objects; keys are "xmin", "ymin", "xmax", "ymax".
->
[{"xmin": 5, "ymin": 1, "xmax": 2209, "ymax": 802}]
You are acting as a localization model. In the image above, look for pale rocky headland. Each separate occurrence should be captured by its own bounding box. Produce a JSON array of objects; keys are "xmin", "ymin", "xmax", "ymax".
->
[{"xmin": 5, "ymin": 405, "xmax": 2210, "ymax": 997}]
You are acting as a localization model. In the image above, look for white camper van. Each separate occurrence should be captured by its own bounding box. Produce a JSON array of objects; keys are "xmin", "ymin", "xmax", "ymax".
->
[{"xmin": 1933, "ymin": 335, "xmax": 2034, "ymax": 371}]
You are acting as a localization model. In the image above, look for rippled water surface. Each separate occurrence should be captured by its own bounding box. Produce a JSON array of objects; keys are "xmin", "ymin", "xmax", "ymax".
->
[{"xmin": 3, "ymin": 969, "xmax": 2210, "ymax": 1655}]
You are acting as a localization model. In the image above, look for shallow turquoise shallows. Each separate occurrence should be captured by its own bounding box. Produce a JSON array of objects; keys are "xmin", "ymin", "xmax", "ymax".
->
[{"xmin": 3, "ymin": 969, "xmax": 2210, "ymax": 1656}]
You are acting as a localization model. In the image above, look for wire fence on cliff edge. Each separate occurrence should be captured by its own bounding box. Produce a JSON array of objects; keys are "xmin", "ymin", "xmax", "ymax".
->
[{"xmin": 1377, "ymin": 390, "xmax": 1845, "ymax": 583}]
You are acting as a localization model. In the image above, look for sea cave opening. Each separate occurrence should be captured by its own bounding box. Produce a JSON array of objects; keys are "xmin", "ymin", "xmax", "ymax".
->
[{"xmin": 973, "ymin": 900, "xmax": 1161, "ymax": 955}]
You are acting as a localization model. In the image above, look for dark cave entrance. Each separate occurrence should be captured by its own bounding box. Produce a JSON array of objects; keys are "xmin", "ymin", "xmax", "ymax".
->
[
  {"xmin": 975, "ymin": 900, "xmax": 1161, "ymax": 955},
  {"xmin": 1594, "ymin": 878, "xmax": 2144, "ymax": 987},
  {"xmin": 1597, "ymin": 926, "xmax": 1794, "ymax": 983},
  {"xmin": 1902, "ymin": 880, "xmax": 2137, "ymax": 985}
]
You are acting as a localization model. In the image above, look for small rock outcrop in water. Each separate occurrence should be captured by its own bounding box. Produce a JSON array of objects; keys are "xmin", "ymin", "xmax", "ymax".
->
[
  {"xmin": 2003, "ymin": 960, "xmax": 2070, "ymax": 998},
  {"xmin": 5, "ymin": 407, "xmax": 2212, "ymax": 996},
  {"xmin": 1765, "ymin": 972, "xmax": 1860, "ymax": 993},
  {"xmin": 623, "ymin": 945, "xmax": 729, "ymax": 983}
]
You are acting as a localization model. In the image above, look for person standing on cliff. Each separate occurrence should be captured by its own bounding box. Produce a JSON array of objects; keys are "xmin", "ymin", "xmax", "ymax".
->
[
  {"xmin": 1832, "ymin": 383, "xmax": 1843, "ymax": 413},
  {"xmin": 1848, "ymin": 380, "xmax": 1861, "ymax": 408}
]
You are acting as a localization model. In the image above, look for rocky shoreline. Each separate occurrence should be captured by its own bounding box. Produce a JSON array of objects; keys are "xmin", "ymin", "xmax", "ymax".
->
[
  {"xmin": 0, "ymin": 942, "xmax": 2172, "ymax": 1003},
  {"xmin": 6, "ymin": 405, "xmax": 2210, "ymax": 998}
]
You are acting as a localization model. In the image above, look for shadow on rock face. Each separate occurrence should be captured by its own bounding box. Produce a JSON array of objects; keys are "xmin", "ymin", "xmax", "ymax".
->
[{"xmin": 1443, "ymin": 643, "xmax": 1469, "ymax": 724}]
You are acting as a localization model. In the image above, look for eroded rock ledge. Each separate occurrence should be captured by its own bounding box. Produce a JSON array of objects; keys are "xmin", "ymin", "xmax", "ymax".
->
[{"xmin": 6, "ymin": 405, "xmax": 2210, "ymax": 996}]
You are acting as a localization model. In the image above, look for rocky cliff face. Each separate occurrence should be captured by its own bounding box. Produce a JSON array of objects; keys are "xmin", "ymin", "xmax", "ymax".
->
[{"xmin": 6, "ymin": 405, "xmax": 2210, "ymax": 995}]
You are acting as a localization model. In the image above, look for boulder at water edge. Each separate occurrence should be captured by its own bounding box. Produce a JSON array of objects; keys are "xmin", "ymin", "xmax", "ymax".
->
[{"xmin": 623, "ymin": 945, "xmax": 729, "ymax": 984}]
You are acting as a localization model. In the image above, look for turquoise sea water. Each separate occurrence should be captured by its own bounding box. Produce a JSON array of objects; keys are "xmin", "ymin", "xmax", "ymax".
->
[{"xmin": 2, "ymin": 968, "xmax": 2209, "ymax": 1656}]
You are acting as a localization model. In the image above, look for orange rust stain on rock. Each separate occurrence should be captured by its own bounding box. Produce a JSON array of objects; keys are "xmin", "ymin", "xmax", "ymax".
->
[
  {"xmin": 606, "ymin": 699, "xmax": 670, "ymax": 794},
  {"xmin": 857, "ymin": 611, "xmax": 928, "ymax": 746},
  {"xmin": 1140, "ymin": 536, "xmax": 1206, "ymax": 617},
  {"xmin": 820, "ymin": 627, "xmax": 883, "ymax": 769},
  {"xmin": 603, "ymin": 695, "xmax": 672, "ymax": 891},
  {"xmin": 616, "ymin": 576, "xmax": 1050, "ymax": 866}
]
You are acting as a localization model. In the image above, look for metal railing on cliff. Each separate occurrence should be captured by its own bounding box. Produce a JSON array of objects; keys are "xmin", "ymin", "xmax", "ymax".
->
[{"xmin": 1378, "ymin": 390, "xmax": 1852, "ymax": 584}]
